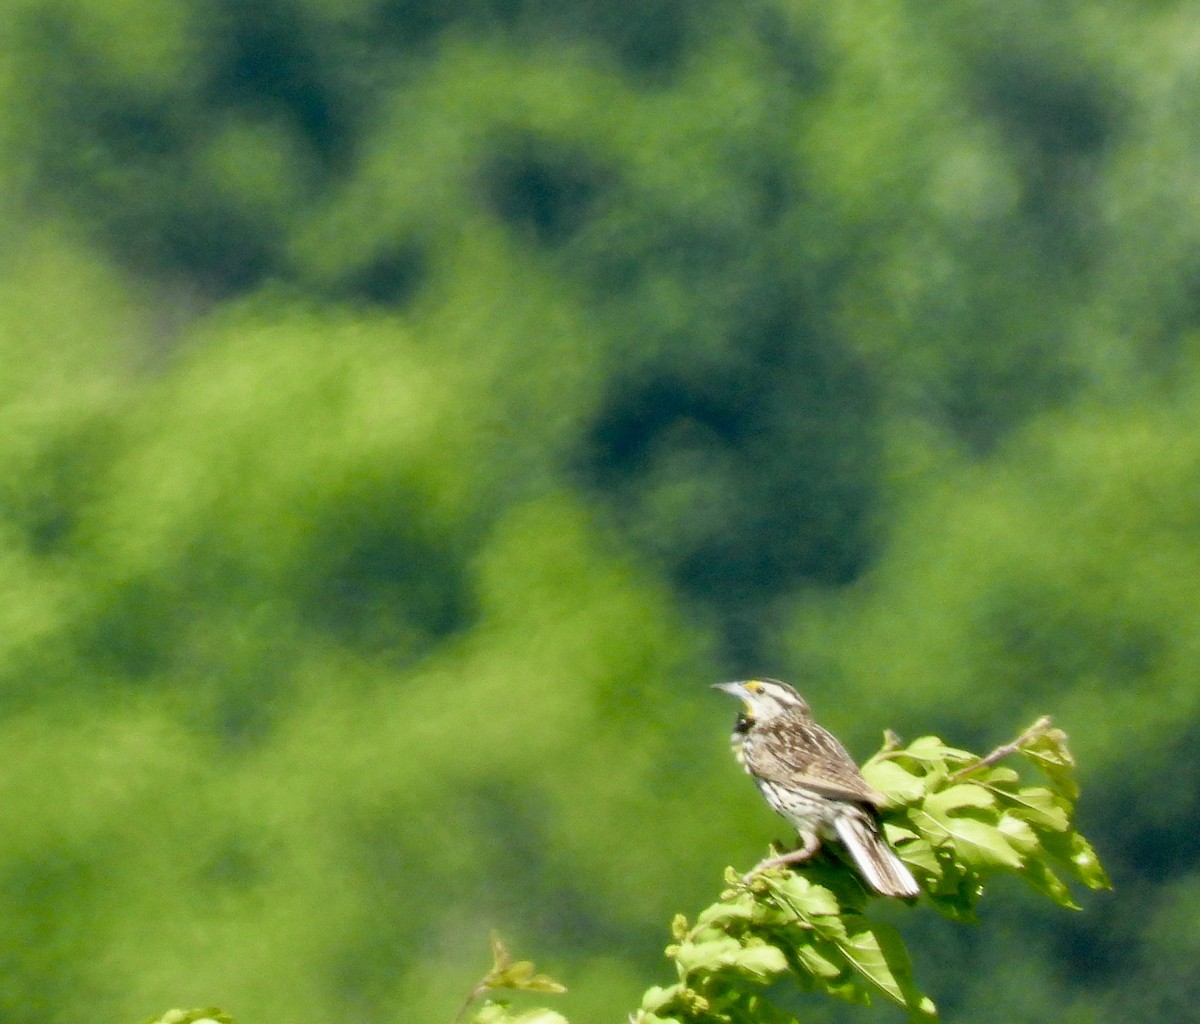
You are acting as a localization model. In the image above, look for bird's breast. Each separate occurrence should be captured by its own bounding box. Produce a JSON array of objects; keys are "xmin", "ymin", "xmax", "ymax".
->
[{"xmin": 729, "ymin": 730, "xmax": 750, "ymax": 770}]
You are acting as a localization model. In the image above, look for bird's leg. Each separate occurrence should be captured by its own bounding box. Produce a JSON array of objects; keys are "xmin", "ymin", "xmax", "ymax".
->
[{"xmin": 743, "ymin": 832, "xmax": 820, "ymax": 883}]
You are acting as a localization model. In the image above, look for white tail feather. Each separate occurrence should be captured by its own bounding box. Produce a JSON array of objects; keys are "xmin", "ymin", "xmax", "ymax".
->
[{"xmin": 834, "ymin": 814, "xmax": 920, "ymax": 898}]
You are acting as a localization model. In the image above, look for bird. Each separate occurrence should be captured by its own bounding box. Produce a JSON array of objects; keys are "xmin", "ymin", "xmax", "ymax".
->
[{"xmin": 713, "ymin": 678, "xmax": 920, "ymax": 898}]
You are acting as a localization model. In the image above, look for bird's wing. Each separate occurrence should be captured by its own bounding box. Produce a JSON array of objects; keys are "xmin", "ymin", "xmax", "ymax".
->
[{"xmin": 746, "ymin": 715, "xmax": 884, "ymax": 806}]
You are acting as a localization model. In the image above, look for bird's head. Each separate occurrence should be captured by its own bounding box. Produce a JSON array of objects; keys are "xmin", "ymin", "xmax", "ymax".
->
[{"xmin": 712, "ymin": 678, "xmax": 810, "ymax": 725}]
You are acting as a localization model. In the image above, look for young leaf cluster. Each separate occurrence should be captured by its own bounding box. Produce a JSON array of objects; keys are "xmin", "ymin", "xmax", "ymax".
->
[
  {"xmin": 455, "ymin": 933, "xmax": 569, "ymax": 1024},
  {"xmin": 864, "ymin": 717, "xmax": 1110, "ymax": 921},
  {"xmin": 636, "ymin": 868, "xmax": 935, "ymax": 1024},
  {"xmin": 465, "ymin": 717, "xmax": 1109, "ymax": 1024}
]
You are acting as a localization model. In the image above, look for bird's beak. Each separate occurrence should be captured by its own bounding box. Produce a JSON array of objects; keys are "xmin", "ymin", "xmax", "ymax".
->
[{"xmin": 711, "ymin": 681, "xmax": 747, "ymax": 698}]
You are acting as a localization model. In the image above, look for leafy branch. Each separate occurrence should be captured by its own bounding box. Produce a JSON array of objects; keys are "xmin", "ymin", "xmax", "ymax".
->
[{"xmin": 460, "ymin": 716, "xmax": 1109, "ymax": 1024}]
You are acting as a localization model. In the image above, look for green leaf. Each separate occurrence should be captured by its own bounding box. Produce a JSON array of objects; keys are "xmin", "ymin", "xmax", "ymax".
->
[
  {"xmin": 489, "ymin": 960, "xmax": 567, "ymax": 994},
  {"xmin": 794, "ymin": 939, "xmax": 847, "ymax": 979},
  {"xmin": 973, "ymin": 765, "xmax": 1021, "ymax": 787},
  {"xmin": 765, "ymin": 873, "xmax": 840, "ymax": 918},
  {"xmin": 923, "ymin": 784, "xmax": 996, "ymax": 817},
  {"xmin": 1042, "ymin": 829, "xmax": 1112, "ymax": 890},
  {"xmin": 727, "ymin": 943, "xmax": 789, "ymax": 980},
  {"xmin": 695, "ymin": 895, "xmax": 754, "ymax": 929},
  {"xmin": 1072, "ymin": 836, "xmax": 1111, "ymax": 890},
  {"xmin": 489, "ymin": 933, "xmax": 513, "ymax": 971},
  {"xmin": 1021, "ymin": 858, "xmax": 1080, "ymax": 910},
  {"xmin": 640, "ymin": 984, "xmax": 684, "ymax": 1013},
  {"xmin": 899, "ymin": 736, "xmax": 976, "ymax": 765},
  {"xmin": 994, "ymin": 785, "xmax": 1070, "ymax": 832},
  {"xmin": 915, "ymin": 808, "xmax": 1023, "ymax": 869},
  {"xmin": 674, "ymin": 936, "xmax": 743, "ymax": 975},
  {"xmin": 882, "ymin": 820, "xmax": 920, "ymax": 842},
  {"xmin": 948, "ymin": 817, "xmax": 1024, "ymax": 868},
  {"xmin": 888, "ymin": 832, "xmax": 941, "ymax": 874},
  {"xmin": 1020, "ymin": 727, "xmax": 1080, "ymax": 800},
  {"xmin": 861, "ymin": 758, "xmax": 927, "ymax": 803},
  {"xmin": 833, "ymin": 918, "xmax": 938, "ymax": 1020},
  {"xmin": 996, "ymin": 812, "xmax": 1039, "ymax": 856},
  {"xmin": 673, "ymin": 935, "xmax": 786, "ymax": 984}
]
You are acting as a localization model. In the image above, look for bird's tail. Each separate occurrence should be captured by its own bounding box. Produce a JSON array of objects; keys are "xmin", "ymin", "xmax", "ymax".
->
[{"xmin": 834, "ymin": 813, "xmax": 920, "ymax": 898}]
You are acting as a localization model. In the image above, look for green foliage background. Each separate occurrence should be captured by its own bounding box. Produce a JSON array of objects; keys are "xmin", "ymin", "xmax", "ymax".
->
[{"xmin": 0, "ymin": 0, "xmax": 1189, "ymax": 1020}]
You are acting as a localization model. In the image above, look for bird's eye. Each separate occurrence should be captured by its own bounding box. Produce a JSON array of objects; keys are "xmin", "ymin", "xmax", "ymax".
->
[{"xmin": 745, "ymin": 681, "xmax": 762, "ymax": 693}]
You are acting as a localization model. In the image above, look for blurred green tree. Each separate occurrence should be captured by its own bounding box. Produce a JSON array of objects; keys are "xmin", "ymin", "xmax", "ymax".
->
[{"xmin": 0, "ymin": 0, "xmax": 1192, "ymax": 1022}]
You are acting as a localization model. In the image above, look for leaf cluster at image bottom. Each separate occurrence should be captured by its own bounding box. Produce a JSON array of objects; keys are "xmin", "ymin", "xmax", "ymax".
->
[
  {"xmin": 145, "ymin": 718, "xmax": 1109, "ymax": 1024},
  {"xmin": 468, "ymin": 717, "xmax": 1109, "ymax": 1024}
]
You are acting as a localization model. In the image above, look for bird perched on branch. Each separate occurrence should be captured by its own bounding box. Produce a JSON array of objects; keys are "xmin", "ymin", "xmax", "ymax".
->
[{"xmin": 714, "ymin": 678, "xmax": 919, "ymax": 898}]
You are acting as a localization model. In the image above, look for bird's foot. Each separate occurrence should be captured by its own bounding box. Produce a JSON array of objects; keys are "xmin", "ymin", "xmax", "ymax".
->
[{"xmin": 741, "ymin": 837, "xmax": 820, "ymax": 884}]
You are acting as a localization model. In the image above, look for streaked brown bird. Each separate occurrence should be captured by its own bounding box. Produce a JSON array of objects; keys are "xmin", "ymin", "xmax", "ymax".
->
[{"xmin": 714, "ymin": 678, "xmax": 919, "ymax": 898}]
